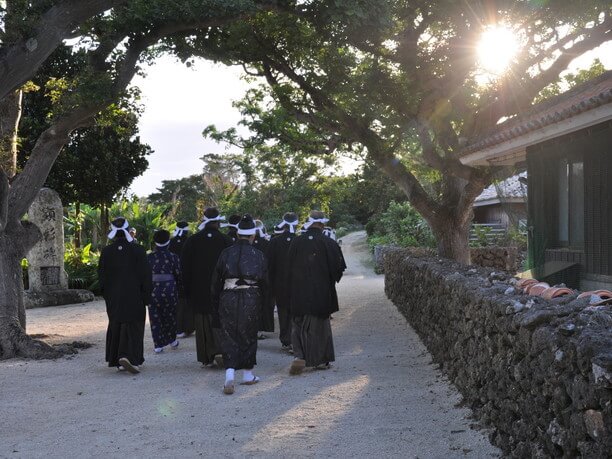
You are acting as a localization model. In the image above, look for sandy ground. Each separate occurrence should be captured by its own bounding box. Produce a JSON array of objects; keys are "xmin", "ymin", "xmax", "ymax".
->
[{"xmin": 0, "ymin": 232, "xmax": 499, "ymax": 458}]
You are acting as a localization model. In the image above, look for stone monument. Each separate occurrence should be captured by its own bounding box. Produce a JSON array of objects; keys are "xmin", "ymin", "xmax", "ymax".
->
[{"xmin": 24, "ymin": 188, "xmax": 94, "ymax": 308}]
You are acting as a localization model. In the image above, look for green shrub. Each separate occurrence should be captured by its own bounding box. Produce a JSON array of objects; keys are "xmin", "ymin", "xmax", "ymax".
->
[
  {"xmin": 366, "ymin": 201, "xmax": 436, "ymax": 250},
  {"xmin": 64, "ymin": 243, "xmax": 101, "ymax": 294}
]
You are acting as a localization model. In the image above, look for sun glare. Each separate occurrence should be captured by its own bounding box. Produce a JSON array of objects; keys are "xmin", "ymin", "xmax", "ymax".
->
[{"xmin": 477, "ymin": 26, "xmax": 519, "ymax": 77}]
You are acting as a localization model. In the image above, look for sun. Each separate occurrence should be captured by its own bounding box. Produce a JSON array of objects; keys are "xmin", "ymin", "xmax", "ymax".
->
[{"xmin": 477, "ymin": 26, "xmax": 519, "ymax": 77}]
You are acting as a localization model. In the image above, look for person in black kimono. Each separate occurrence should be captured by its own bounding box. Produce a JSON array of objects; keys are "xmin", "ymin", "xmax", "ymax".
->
[
  {"xmin": 223, "ymin": 214, "xmax": 241, "ymax": 243},
  {"xmin": 98, "ymin": 217, "xmax": 152, "ymax": 374},
  {"xmin": 252, "ymin": 219, "xmax": 273, "ymax": 336},
  {"xmin": 211, "ymin": 215, "xmax": 268, "ymax": 395},
  {"xmin": 147, "ymin": 230, "xmax": 181, "ymax": 353},
  {"xmin": 266, "ymin": 212, "xmax": 299, "ymax": 351},
  {"xmin": 181, "ymin": 207, "xmax": 232, "ymax": 367},
  {"xmin": 169, "ymin": 221, "xmax": 194, "ymax": 338},
  {"xmin": 287, "ymin": 211, "xmax": 346, "ymax": 375}
]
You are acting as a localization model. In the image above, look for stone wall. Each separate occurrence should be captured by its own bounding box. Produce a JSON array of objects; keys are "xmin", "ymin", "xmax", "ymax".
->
[
  {"xmin": 470, "ymin": 246, "xmax": 520, "ymax": 272},
  {"xmin": 384, "ymin": 249, "xmax": 612, "ymax": 457}
]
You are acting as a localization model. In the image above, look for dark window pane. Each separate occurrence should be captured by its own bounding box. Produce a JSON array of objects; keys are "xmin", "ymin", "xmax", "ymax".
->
[
  {"xmin": 569, "ymin": 161, "xmax": 584, "ymax": 247},
  {"xmin": 558, "ymin": 160, "xmax": 569, "ymax": 243}
]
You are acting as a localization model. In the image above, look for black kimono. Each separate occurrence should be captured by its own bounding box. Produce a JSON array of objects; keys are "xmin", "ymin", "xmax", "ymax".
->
[
  {"xmin": 98, "ymin": 235, "xmax": 152, "ymax": 368},
  {"xmin": 211, "ymin": 240, "xmax": 268, "ymax": 370},
  {"xmin": 267, "ymin": 230, "xmax": 296, "ymax": 346},
  {"xmin": 226, "ymin": 227, "xmax": 238, "ymax": 243},
  {"xmin": 181, "ymin": 226, "xmax": 232, "ymax": 364},
  {"xmin": 169, "ymin": 233, "xmax": 194, "ymax": 336},
  {"xmin": 287, "ymin": 227, "xmax": 346, "ymax": 367},
  {"xmin": 253, "ymin": 235, "xmax": 274, "ymax": 332}
]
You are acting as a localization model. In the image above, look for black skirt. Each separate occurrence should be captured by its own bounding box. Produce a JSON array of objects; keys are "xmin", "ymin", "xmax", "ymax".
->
[
  {"xmin": 176, "ymin": 297, "xmax": 195, "ymax": 335},
  {"xmin": 291, "ymin": 315, "xmax": 335, "ymax": 367},
  {"xmin": 105, "ymin": 321, "xmax": 145, "ymax": 367},
  {"xmin": 219, "ymin": 289, "xmax": 260, "ymax": 370},
  {"xmin": 194, "ymin": 313, "xmax": 221, "ymax": 365}
]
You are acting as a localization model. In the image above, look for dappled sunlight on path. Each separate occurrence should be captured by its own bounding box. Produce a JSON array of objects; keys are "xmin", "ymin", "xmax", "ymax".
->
[{"xmin": 243, "ymin": 375, "xmax": 369, "ymax": 454}]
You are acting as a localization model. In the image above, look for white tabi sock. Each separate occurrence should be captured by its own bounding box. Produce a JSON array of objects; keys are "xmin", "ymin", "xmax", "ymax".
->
[
  {"xmin": 225, "ymin": 368, "xmax": 235, "ymax": 384},
  {"xmin": 243, "ymin": 370, "xmax": 254, "ymax": 382}
]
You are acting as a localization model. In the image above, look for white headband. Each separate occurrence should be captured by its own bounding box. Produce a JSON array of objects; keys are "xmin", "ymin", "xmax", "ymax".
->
[
  {"xmin": 302, "ymin": 217, "xmax": 329, "ymax": 230},
  {"xmin": 155, "ymin": 240, "xmax": 171, "ymax": 247},
  {"xmin": 108, "ymin": 220, "xmax": 134, "ymax": 242},
  {"xmin": 237, "ymin": 227, "xmax": 257, "ymax": 236},
  {"xmin": 277, "ymin": 220, "xmax": 298, "ymax": 233},
  {"xmin": 221, "ymin": 223, "xmax": 239, "ymax": 229},
  {"xmin": 198, "ymin": 214, "xmax": 225, "ymax": 231},
  {"xmin": 173, "ymin": 227, "xmax": 189, "ymax": 237}
]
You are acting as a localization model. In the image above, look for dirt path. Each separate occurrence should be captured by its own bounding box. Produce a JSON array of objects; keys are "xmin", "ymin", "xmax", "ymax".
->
[{"xmin": 0, "ymin": 232, "xmax": 499, "ymax": 458}]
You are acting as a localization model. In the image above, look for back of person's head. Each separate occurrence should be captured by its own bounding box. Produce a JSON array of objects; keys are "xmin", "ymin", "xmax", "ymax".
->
[
  {"xmin": 199, "ymin": 207, "xmax": 223, "ymax": 230},
  {"xmin": 237, "ymin": 214, "xmax": 257, "ymax": 239},
  {"xmin": 109, "ymin": 217, "xmax": 129, "ymax": 240},
  {"xmin": 153, "ymin": 229, "xmax": 171, "ymax": 247},
  {"xmin": 309, "ymin": 210, "xmax": 326, "ymax": 220},
  {"xmin": 283, "ymin": 212, "xmax": 298, "ymax": 223}
]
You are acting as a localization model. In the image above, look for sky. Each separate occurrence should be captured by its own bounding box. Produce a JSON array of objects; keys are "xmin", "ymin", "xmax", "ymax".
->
[
  {"xmin": 129, "ymin": 57, "xmax": 250, "ymax": 196},
  {"xmin": 129, "ymin": 42, "xmax": 612, "ymax": 197}
]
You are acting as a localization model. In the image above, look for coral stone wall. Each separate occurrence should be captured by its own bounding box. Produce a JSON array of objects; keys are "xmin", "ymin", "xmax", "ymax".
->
[
  {"xmin": 470, "ymin": 247, "xmax": 520, "ymax": 272},
  {"xmin": 383, "ymin": 249, "xmax": 612, "ymax": 457}
]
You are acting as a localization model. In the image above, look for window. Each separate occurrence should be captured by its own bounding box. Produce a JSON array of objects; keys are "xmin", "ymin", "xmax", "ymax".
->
[{"xmin": 557, "ymin": 158, "xmax": 584, "ymax": 248}]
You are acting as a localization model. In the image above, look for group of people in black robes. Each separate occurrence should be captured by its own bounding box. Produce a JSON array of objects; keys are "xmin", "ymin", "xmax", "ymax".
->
[{"xmin": 98, "ymin": 207, "xmax": 346, "ymax": 394}]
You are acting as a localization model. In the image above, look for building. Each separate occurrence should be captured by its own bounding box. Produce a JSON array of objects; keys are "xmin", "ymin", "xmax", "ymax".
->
[
  {"xmin": 473, "ymin": 173, "xmax": 527, "ymax": 228},
  {"xmin": 461, "ymin": 71, "xmax": 612, "ymax": 290}
]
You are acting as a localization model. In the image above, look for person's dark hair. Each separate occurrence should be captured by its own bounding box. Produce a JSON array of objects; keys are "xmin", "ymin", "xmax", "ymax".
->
[{"xmin": 153, "ymin": 229, "xmax": 171, "ymax": 245}]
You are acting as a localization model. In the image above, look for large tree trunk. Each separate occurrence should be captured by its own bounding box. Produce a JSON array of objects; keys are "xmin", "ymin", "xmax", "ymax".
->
[
  {"xmin": 430, "ymin": 216, "xmax": 472, "ymax": 265},
  {"xmin": 0, "ymin": 221, "xmax": 60, "ymax": 359}
]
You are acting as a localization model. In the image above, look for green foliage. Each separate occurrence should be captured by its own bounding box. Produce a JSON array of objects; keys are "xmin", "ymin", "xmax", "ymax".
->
[
  {"xmin": 470, "ymin": 225, "xmax": 494, "ymax": 248},
  {"xmin": 19, "ymin": 46, "xmax": 151, "ymax": 207},
  {"xmin": 366, "ymin": 201, "xmax": 436, "ymax": 250},
  {"xmin": 534, "ymin": 59, "xmax": 607, "ymax": 103},
  {"xmin": 64, "ymin": 244, "xmax": 101, "ymax": 294},
  {"xmin": 148, "ymin": 174, "xmax": 209, "ymax": 222},
  {"xmin": 64, "ymin": 200, "xmax": 172, "ymax": 251}
]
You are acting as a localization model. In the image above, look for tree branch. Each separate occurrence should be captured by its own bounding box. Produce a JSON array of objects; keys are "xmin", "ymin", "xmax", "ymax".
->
[
  {"xmin": 472, "ymin": 15, "xmax": 612, "ymax": 133},
  {"xmin": 0, "ymin": 0, "xmax": 127, "ymax": 101}
]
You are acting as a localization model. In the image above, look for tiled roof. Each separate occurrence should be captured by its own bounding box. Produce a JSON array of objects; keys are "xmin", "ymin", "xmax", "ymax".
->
[
  {"xmin": 461, "ymin": 70, "xmax": 612, "ymax": 156},
  {"xmin": 475, "ymin": 172, "xmax": 527, "ymax": 203}
]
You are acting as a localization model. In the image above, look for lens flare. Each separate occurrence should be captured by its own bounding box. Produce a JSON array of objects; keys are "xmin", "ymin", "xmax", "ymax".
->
[{"xmin": 477, "ymin": 26, "xmax": 519, "ymax": 76}]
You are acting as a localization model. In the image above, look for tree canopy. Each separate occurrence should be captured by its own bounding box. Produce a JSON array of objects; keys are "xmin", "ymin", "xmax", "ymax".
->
[{"xmin": 173, "ymin": 0, "xmax": 611, "ymax": 262}]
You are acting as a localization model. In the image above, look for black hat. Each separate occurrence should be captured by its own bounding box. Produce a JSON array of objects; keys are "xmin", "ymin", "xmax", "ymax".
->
[
  {"xmin": 204, "ymin": 207, "xmax": 220, "ymax": 219},
  {"xmin": 154, "ymin": 229, "xmax": 171, "ymax": 246},
  {"xmin": 173, "ymin": 221, "xmax": 190, "ymax": 237},
  {"xmin": 198, "ymin": 207, "xmax": 225, "ymax": 230},
  {"xmin": 278, "ymin": 212, "xmax": 299, "ymax": 233},
  {"xmin": 227, "ymin": 214, "xmax": 241, "ymax": 229},
  {"xmin": 283, "ymin": 212, "xmax": 298, "ymax": 223},
  {"xmin": 237, "ymin": 214, "xmax": 257, "ymax": 236},
  {"xmin": 108, "ymin": 217, "xmax": 133, "ymax": 241}
]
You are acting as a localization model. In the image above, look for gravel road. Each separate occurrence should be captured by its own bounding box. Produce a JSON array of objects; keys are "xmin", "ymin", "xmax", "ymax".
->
[{"xmin": 0, "ymin": 231, "xmax": 499, "ymax": 458}]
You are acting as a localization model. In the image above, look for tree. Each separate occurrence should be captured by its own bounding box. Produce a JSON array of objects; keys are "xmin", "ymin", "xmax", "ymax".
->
[
  {"xmin": 0, "ymin": 0, "xmax": 297, "ymax": 359},
  {"xmin": 148, "ymin": 174, "xmax": 209, "ymax": 223},
  {"xmin": 175, "ymin": 0, "xmax": 611, "ymax": 263}
]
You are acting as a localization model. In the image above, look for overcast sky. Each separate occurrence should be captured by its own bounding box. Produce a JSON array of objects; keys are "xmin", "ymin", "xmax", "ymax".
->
[{"xmin": 129, "ymin": 43, "xmax": 612, "ymax": 197}]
